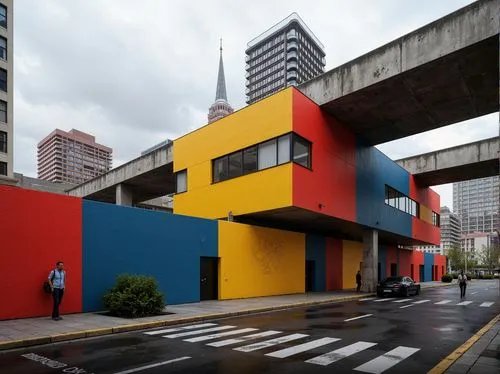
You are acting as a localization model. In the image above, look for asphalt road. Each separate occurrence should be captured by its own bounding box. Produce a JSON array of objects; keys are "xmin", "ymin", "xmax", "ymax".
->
[{"xmin": 1, "ymin": 280, "xmax": 499, "ymax": 374}]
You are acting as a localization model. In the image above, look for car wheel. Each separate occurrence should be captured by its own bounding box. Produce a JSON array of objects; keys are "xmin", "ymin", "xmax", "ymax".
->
[{"xmin": 404, "ymin": 287, "xmax": 409, "ymax": 297}]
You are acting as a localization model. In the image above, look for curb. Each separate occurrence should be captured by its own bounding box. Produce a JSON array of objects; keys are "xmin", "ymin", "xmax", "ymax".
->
[
  {"xmin": 0, "ymin": 282, "xmax": 453, "ymax": 352},
  {"xmin": 428, "ymin": 313, "xmax": 500, "ymax": 374}
]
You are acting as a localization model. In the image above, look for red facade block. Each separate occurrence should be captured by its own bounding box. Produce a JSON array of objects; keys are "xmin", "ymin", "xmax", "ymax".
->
[
  {"xmin": 0, "ymin": 186, "xmax": 82, "ymax": 320},
  {"xmin": 411, "ymin": 251, "xmax": 425, "ymax": 283},
  {"xmin": 398, "ymin": 249, "xmax": 412, "ymax": 278},
  {"xmin": 412, "ymin": 217, "xmax": 440, "ymax": 246},
  {"xmin": 326, "ymin": 238, "xmax": 343, "ymax": 290},
  {"xmin": 386, "ymin": 247, "xmax": 398, "ymax": 277}
]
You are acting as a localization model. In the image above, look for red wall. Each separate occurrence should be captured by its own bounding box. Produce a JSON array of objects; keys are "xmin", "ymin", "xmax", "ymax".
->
[
  {"xmin": 399, "ymin": 249, "xmax": 412, "ymax": 278},
  {"xmin": 411, "ymin": 251, "xmax": 424, "ymax": 282},
  {"xmin": 387, "ymin": 247, "xmax": 398, "ymax": 277},
  {"xmin": 326, "ymin": 238, "xmax": 343, "ymax": 290},
  {"xmin": 434, "ymin": 254, "xmax": 447, "ymax": 279},
  {"xmin": 292, "ymin": 89, "xmax": 357, "ymax": 222},
  {"xmin": 412, "ymin": 217, "xmax": 440, "ymax": 246},
  {"xmin": 409, "ymin": 176, "xmax": 440, "ymax": 245},
  {"xmin": 0, "ymin": 186, "xmax": 82, "ymax": 320}
]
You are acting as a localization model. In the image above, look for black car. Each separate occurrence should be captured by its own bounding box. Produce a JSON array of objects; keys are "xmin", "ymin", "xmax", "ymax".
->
[{"xmin": 376, "ymin": 276, "xmax": 420, "ymax": 297}]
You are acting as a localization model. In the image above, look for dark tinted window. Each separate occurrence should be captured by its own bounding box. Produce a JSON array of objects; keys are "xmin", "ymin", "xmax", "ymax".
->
[
  {"xmin": 0, "ymin": 130, "xmax": 6, "ymax": 153},
  {"xmin": 213, "ymin": 157, "xmax": 228, "ymax": 182},
  {"xmin": 0, "ymin": 69, "xmax": 6, "ymax": 92},
  {"xmin": 0, "ymin": 161, "xmax": 6, "ymax": 175},
  {"xmin": 0, "ymin": 5, "xmax": 6, "ymax": 29},
  {"xmin": 243, "ymin": 146, "xmax": 257, "ymax": 174},
  {"xmin": 228, "ymin": 151, "xmax": 243, "ymax": 178},
  {"xmin": 292, "ymin": 135, "xmax": 310, "ymax": 168},
  {"xmin": 386, "ymin": 276, "xmax": 403, "ymax": 282}
]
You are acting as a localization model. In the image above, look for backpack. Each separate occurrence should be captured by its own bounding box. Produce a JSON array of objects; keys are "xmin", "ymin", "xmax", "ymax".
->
[
  {"xmin": 459, "ymin": 274, "xmax": 467, "ymax": 284},
  {"xmin": 43, "ymin": 270, "xmax": 56, "ymax": 294}
]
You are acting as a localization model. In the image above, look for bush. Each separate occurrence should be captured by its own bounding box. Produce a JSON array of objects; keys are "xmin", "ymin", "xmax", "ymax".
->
[
  {"xmin": 441, "ymin": 274, "xmax": 453, "ymax": 283},
  {"xmin": 103, "ymin": 274, "xmax": 165, "ymax": 318},
  {"xmin": 452, "ymin": 273, "xmax": 459, "ymax": 279},
  {"xmin": 466, "ymin": 273, "xmax": 475, "ymax": 280},
  {"xmin": 483, "ymin": 275, "xmax": 494, "ymax": 280}
]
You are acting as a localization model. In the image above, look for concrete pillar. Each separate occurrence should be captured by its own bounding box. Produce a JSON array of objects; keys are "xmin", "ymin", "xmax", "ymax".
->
[
  {"xmin": 361, "ymin": 229, "xmax": 379, "ymax": 292},
  {"xmin": 116, "ymin": 183, "xmax": 133, "ymax": 206}
]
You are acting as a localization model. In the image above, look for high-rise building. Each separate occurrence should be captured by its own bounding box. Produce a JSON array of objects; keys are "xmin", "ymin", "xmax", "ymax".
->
[
  {"xmin": 207, "ymin": 40, "xmax": 233, "ymax": 123},
  {"xmin": 0, "ymin": 1, "xmax": 13, "ymax": 181},
  {"xmin": 415, "ymin": 206, "xmax": 461, "ymax": 255},
  {"xmin": 460, "ymin": 231, "xmax": 499, "ymax": 262},
  {"xmin": 245, "ymin": 12, "xmax": 325, "ymax": 105},
  {"xmin": 37, "ymin": 129, "xmax": 112, "ymax": 184},
  {"xmin": 453, "ymin": 176, "xmax": 499, "ymax": 234}
]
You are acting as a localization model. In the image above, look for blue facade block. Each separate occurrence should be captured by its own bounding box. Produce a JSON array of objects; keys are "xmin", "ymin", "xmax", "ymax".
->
[
  {"xmin": 305, "ymin": 235, "xmax": 326, "ymax": 292},
  {"xmin": 378, "ymin": 246, "xmax": 387, "ymax": 282},
  {"xmin": 82, "ymin": 201, "xmax": 218, "ymax": 312},
  {"xmin": 424, "ymin": 253, "xmax": 434, "ymax": 282}
]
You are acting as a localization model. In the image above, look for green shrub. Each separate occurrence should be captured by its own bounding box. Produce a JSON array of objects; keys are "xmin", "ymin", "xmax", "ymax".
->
[
  {"xmin": 103, "ymin": 274, "xmax": 165, "ymax": 318},
  {"xmin": 441, "ymin": 274, "xmax": 453, "ymax": 283},
  {"xmin": 465, "ymin": 273, "xmax": 475, "ymax": 280},
  {"xmin": 483, "ymin": 274, "xmax": 494, "ymax": 280},
  {"xmin": 452, "ymin": 273, "xmax": 459, "ymax": 279}
]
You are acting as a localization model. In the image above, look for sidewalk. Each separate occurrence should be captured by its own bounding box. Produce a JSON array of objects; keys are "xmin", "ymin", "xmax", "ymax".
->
[{"xmin": 0, "ymin": 281, "xmax": 450, "ymax": 351}]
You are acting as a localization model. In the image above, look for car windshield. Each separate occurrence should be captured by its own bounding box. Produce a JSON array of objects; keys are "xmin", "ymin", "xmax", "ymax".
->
[{"xmin": 385, "ymin": 276, "xmax": 403, "ymax": 282}]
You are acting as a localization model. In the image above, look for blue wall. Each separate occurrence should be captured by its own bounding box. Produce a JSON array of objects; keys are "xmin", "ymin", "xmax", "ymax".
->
[
  {"xmin": 356, "ymin": 140, "xmax": 412, "ymax": 238},
  {"xmin": 378, "ymin": 245, "xmax": 387, "ymax": 282},
  {"xmin": 305, "ymin": 235, "xmax": 326, "ymax": 292},
  {"xmin": 82, "ymin": 201, "xmax": 218, "ymax": 312},
  {"xmin": 424, "ymin": 253, "xmax": 434, "ymax": 282}
]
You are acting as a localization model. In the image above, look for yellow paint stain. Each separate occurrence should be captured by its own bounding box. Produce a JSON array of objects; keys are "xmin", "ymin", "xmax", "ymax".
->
[
  {"xmin": 342, "ymin": 240, "xmax": 363, "ymax": 289},
  {"xmin": 218, "ymin": 221, "xmax": 305, "ymax": 299}
]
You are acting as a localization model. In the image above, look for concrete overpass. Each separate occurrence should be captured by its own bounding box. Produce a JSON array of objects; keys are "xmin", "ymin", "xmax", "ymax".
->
[
  {"xmin": 396, "ymin": 137, "xmax": 499, "ymax": 186},
  {"xmin": 299, "ymin": 0, "xmax": 499, "ymax": 145},
  {"xmin": 67, "ymin": 144, "xmax": 174, "ymax": 205}
]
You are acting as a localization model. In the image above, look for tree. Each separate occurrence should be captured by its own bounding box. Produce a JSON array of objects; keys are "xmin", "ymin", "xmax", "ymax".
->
[
  {"xmin": 447, "ymin": 245, "xmax": 478, "ymax": 272},
  {"xmin": 477, "ymin": 245, "xmax": 500, "ymax": 274}
]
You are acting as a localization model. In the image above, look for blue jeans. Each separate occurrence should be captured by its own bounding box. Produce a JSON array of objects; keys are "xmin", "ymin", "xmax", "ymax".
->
[{"xmin": 52, "ymin": 288, "xmax": 64, "ymax": 318}]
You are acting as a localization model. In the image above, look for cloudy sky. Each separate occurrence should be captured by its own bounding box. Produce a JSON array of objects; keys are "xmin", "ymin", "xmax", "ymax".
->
[{"xmin": 13, "ymin": 0, "xmax": 497, "ymax": 209}]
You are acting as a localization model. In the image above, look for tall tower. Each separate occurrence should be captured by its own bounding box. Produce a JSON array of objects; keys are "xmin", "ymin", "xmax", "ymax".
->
[{"xmin": 208, "ymin": 39, "xmax": 234, "ymax": 123}]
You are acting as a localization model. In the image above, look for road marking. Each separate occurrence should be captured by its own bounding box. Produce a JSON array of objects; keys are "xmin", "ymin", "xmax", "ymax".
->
[
  {"xmin": 373, "ymin": 298, "xmax": 392, "ymax": 302},
  {"xmin": 399, "ymin": 304, "xmax": 414, "ymax": 309},
  {"xmin": 412, "ymin": 300, "xmax": 430, "ymax": 304},
  {"xmin": 183, "ymin": 327, "xmax": 257, "ymax": 343},
  {"xmin": 266, "ymin": 337, "xmax": 340, "ymax": 358},
  {"xmin": 207, "ymin": 330, "xmax": 282, "ymax": 347},
  {"xmin": 354, "ymin": 346, "xmax": 420, "ymax": 373},
  {"xmin": 471, "ymin": 292, "xmax": 478, "ymax": 295},
  {"xmin": 234, "ymin": 333, "xmax": 308, "ymax": 352},
  {"xmin": 306, "ymin": 341, "xmax": 377, "ymax": 366},
  {"xmin": 457, "ymin": 301, "xmax": 473, "ymax": 306},
  {"xmin": 163, "ymin": 325, "xmax": 236, "ymax": 338},
  {"xmin": 480, "ymin": 302, "xmax": 494, "ymax": 307},
  {"xmin": 144, "ymin": 323, "xmax": 217, "ymax": 335},
  {"xmin": 359, "ymin": 298, "xmax": 377, "ymax": 301},
  {"xmin": 112, "ymin": 356, "xmax": 191, "ymax": 374},
  {"xmin": 344, "ymin": 314, "xmax": 373, "ymax": 322},
  {"xmin": 392, "ymin": 299, "xmax": 411, "ymax": 303},
  {"xmin": 435, "ymin": 300, "xmax": 452, "ymax": 305}
]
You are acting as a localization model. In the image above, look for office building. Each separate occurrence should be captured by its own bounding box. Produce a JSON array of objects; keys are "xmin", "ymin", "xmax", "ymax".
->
[
  {"xmin": 453, "ymin": 176, "xmax": 499, "ymax": 234},
  {"xmin": 460, "ymin": 231, "xmax": 499, "ymax": 261},
  {"xmin": 37, "ymin": 129, "xmax": 112, "ymax": 184},
  {"xmin": 208, "ymin": 41, "xmax": 234, "ymax": 123},
  {"xmin": 245, "ymin": 13, "xmax": 325, "ymax": 104},
  {"xmin": 415, "ymin": 206, "xmax": 461, "ymax": 255},
  {"xmin": 0, "ymin": 1, "xmax": 13, "ymax": 180}
]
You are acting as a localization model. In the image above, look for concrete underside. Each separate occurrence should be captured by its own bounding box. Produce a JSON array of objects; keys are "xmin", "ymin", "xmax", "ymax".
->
[
  {"xmin": 237, "ymin": 207, "xmax": 426, "ymax": 247},
  {"xmin": 299, "ymin": 0, "xmax": 499, "ymax": 145}
]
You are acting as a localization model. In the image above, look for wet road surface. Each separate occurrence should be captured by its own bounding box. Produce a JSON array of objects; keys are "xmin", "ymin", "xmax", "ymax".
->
[{"xmin": 1, "ymin": 280, "xmax": 499, "ymax": 374}]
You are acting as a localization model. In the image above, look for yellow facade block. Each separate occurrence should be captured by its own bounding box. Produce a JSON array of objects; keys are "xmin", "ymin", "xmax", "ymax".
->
[
  {"xmin": 218, "ymin": 221, "xmax": 305, "ymax": 300},
  {"xmin": 419, "ymin": 205, "xmax": 433, "ymax": 224},
  {"xmin": 342, "ymin": 240, "xmax": 363, "ymax": 289}
]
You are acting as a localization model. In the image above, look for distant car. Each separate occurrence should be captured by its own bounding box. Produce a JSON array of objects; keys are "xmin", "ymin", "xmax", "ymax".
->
[{"xmin": 377, "ymin": 276, "xmax": 420, "ymax": 297}]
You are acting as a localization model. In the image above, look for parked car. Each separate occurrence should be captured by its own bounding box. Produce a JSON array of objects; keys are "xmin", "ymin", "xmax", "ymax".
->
[{"xmin": 377, "ymin": 276, "xmax": 420, "ymax": 297}]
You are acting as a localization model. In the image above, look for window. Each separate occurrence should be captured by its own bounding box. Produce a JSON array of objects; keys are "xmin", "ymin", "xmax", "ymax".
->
[
  {"xmin": 432, "ymin": 211, "xmax": 440, "ymax": 227},
  {"xmin": 243, "ymin": 146, "xmax": 257, "ymax": 174},
  {"xmin": 176, "ymin": 170, "xmax": 187, "ymax": 193},
  {"xmin": 0, "ymin": 161, "xmax": 6, "ymax": 176},
  {"xmin": 0, "ymin": 69, "xmax": 6, "ymax": 92},
  {"xmin": 258, "ymin": 139, "xmax": 277, "ymax": 169},
  {"xmin": 228, "ymin": 152, "xmax": 243, "ymax": 179},
  {"xmin": 384, "ymin": 185, "xmax": 420, "ymax": 217},
  {"xmin": 278, "ymin": 134, "xmax": 290, "ymax": 164},
  {"xmin": 0, "ymin": 37, "xmax": 6, "ymax": 60},
  {"xmin": 213, "ymin": 156, "xmax": 228, "ymax": 182},
  {"xmin": 0, "ymin": 130, "xmax": 6, "ymax": 153},
  {"xmin": 0, "ymin": 5, "xmax": 6, "ymax": 29},
  {"xmin": 292, "ymin": 135, "xmax": 311, "ymax": 168}
]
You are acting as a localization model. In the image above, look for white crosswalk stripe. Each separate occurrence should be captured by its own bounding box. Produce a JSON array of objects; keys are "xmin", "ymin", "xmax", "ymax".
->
[
  {"xmin": 266, "ymin": 337, "xmax": 340, "ymax": 358},
  {"xmin": 144, "ymin": 323, "xmax": 217, "ymax": 335},
  {"xmin": 392, "ymin": 299, "xmax": 411, "ymax": 303},
  {"xmin": 183, "ymin": 328, "xmax": 258, "ymax": 343},
  {"xmin": 435, "ymin": 300, "xmax": 452, "ymax": 305},
  {"xmin": 480, "ymin": 302, "xmax": 494, "ymax": 307},
  {"xmin": 306, "ymin": 341, "xmax": 377, "ymax": 366},
  {"xmin": 234, "ymin": 333, "xmax": 308, "ymax": 352},
  {"xmin": 457, "ymin": 301, "xmax": 473, "ymax": 306},
  {"xmin": 354, "ymin": 346, "xmax": 420, "ymax": 373},
  {"xmin": 373, "ymin": 298, "xmax": 392, "ymax": 302},
  {"xmin": 207, "ymin": 331, "xmax": 282, "ymax": 347},
  {"xmin": 359, "ymin": 298, "xmax": 377, "ymax": 301},
  {"xmin": 163, "ymin": 325, "xmax": 236, "ymax": 339},
  {"xmin": 412, "ymin": 300, "xmax": 430, "ymax": 304}
]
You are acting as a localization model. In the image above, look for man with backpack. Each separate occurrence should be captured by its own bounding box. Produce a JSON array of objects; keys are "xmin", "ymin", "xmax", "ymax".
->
[
  {"xmin": 48, "ymin": 261, "xmax": 66, "ymax": 321},
  {"xmin": 458, "ymin": 270, "xmax": 467, "ymax": 299}
]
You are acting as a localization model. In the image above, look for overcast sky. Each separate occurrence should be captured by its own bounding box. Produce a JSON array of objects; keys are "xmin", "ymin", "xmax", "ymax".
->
[{"xmin": 13, "ymin": 0, "xmax": 497, "ymax": 209}]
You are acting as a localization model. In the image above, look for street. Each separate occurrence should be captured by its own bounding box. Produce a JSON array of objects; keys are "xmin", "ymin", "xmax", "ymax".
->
[{"xmin": 1, "ymin": 280, "xmax": 498, "ymax": 374}]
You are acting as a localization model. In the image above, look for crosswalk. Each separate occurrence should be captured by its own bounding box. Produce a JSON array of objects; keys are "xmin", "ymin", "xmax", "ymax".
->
[
  {"xmin": 359, "ymin": 298, "xmax": 496, "ymax": 308},
  {"xmin": 143, "ymin": 322, "xmax": 420, "ymax": 372}
]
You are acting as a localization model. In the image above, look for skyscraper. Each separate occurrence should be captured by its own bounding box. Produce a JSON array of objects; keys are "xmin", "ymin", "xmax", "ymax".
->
[
  {"xmin": 207, "ymin": 40, "xmax": 233, "ymax": 123},
  {"xmin": 453, "ymin": 176, "xmax": 499, "ymax": 234},
  {"xmin": 0, "ymin": 1, "xmax": 13, "ymax": 180},
  {"xmin": 245, "ymin": 13, "xmax": 325, "ymax": 105},
  {"xmin": 37, "ymin": 129, "xmax": 112, "ymax": 184},
  {"xmin": 415, "ymin": 206, "xmax": 461, "ymax": 255}
]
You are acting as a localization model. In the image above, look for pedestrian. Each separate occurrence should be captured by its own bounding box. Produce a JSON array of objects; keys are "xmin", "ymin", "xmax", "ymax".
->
[
  {"xmin": 458, "ymin": 270, "xmax": 467, "ymax": 299},
  {"xmin": 48, "ymin": 261, "xmax": 66, "ymax": 321},
  {"xmin": 356, "ymin": 270, "xmax": 362, "ymax": 292}
]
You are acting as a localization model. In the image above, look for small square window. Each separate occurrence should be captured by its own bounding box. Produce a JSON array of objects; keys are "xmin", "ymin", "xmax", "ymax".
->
[
  {"xmin": 0, "ymin": 130, "xmax": 6, "ymax": 153},
  {"xmin": 0, "ymin": 161, "xmax": 6, "ymax": 175},
  {"xmin": 176, "ymin": 170, "xmax": 187, "ymax": 193},
  {"xmin": 292, "ymin": 135, "xmax": 311, "ymax": 168},
  {"xmin": 0, "ymin": 5, "xmax": 6, "ymax": 29}
]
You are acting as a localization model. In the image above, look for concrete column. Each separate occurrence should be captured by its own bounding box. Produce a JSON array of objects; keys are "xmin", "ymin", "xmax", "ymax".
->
[
  {"xmin": 361, "ymin": 229, "xmax": 379, "ymax": 292},
  {"xmin": 116, "ymin": 183, "xmax": 133, "ymax": 206}
]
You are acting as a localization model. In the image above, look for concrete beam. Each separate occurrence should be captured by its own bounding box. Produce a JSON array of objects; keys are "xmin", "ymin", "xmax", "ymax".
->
[
  {"xmin": 396, "ymin": 137, "xmax": 499, "ymax": 186},
  {"xmin": 299, "ymin": 0, "xmax": 499, "ymax": 145}
]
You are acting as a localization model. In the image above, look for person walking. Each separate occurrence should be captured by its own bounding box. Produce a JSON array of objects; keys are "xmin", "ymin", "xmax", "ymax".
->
[
  {"xmin": 356, "ymin": 270, "xmax": 362, "ymax": 292},
  {"xmin": 48, "ymin": 261, "xmax": 66, "ymax": 321},
  {"xmin": 458, "ymin": 270, "xmax": 467, "ymax": 299}
]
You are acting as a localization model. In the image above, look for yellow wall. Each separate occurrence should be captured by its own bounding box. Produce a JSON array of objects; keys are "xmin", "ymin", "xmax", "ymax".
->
[
  {"xmin": 218, "ymin": 221, "xmax": 305, "ymax": 299},
  {"xmin": 342, "ymin": 240, "xmax": 363, "ymax": 289},
  {"xmin": 173, "ymin": 89, "xmax": 294, "ymax": 219},
  {"xmin": 419, "ymin": 205, "xmax": 433, "ymax": 224}
]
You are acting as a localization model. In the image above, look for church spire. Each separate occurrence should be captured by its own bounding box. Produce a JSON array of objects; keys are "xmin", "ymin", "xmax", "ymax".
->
[{"xmin": 208, "ymin": 38, "xmax": 234, "ymax": 123}]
